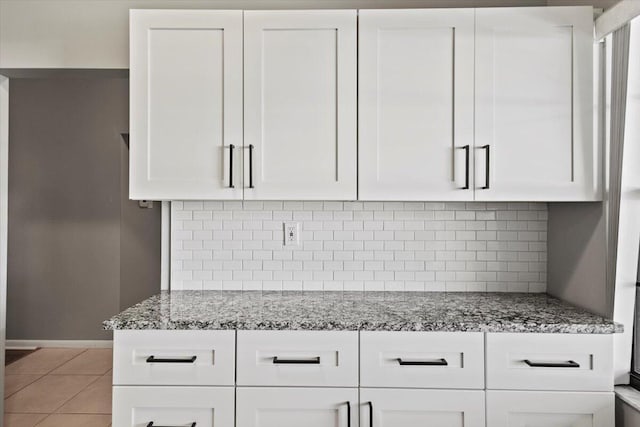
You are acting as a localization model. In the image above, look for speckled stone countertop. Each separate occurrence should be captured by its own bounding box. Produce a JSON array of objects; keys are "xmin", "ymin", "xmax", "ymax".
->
[{"xmin": 103, "ymin": 291, "xmax": 622, "ymax": 334}]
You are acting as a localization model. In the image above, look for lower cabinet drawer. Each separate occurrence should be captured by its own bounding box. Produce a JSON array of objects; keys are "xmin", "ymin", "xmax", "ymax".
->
[
  {"xmin": 360, "ymin": 331, "xmax": 484, "ymax": 389},
  {"xmin": 236, "ymin": 330, "xmax": 358, "ymax": 387},
  {"xmin": 236, "ymin": 387, "xmax": 358, "ymax": 427},
  {"xmin": 486, "ymin": 390, "xmax": 614, "ymax": 427},
  {"xmin": 113, "ymin": 330, "xmax": 235, "ymax": 386},
  {"xmin": 360, "ymin": 388, "xmax": 485, "ymax": 427},
  {"xmin": 112, "ymin": 386, "xmax": 235, "ymax": 427},
  {"xmin": 486, "ymin": 333, "xmax": 613, "ymax": 391}
]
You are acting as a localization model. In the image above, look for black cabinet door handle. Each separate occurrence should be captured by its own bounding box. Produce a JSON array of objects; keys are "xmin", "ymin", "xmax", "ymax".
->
[
  {"xmin": 397, "ymin": 358, "xmax": 448, "ymax": 366},
  {"xmin": 248, "ymin": 144, "xmax": 255, "ymax": 189},
  {"xmin": 461, "ymin": 145, "xmax": 470, "ymax": 190},
  {"xmin": 147, "ymin": 423, "xmax": 196, "ymax": 427},
  {"xmin": 346, "ymin": 401, "xmax": 351, "ymax": 427},
  {"xmin": 229, "ymin": 144, "xmax": 235, "ymax": 188},
  {"xmin": 272, "ymin": 356, "xmax": 320, "ymax": 364},
  {"xmin": 481, "ymin": 145, "xmax": 490, "ymax": 189},
  {"xmin": 524, "ymin": 359, "xmax": 580, "ymax": 368},
  {"xmin": 146, "ymin": 356, "xmax": 197, "ymax": 364},
  {"xmin": 367, "ymin": 402, "xmax": 373, "ymax": 427}
]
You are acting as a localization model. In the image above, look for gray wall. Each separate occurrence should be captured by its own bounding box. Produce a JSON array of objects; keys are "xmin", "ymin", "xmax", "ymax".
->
[
  {"xmin": 0, "ymin": 0, "xmax": 621, "ymax": 69},
  {"xmin": 7, "ymin": 77, "xmax": 160, "ymax": 340},
  {"xmin": 547, "ymin": 203, "xmax": 609, "ymax": 317},
  {"xmin": 120, "ymin": 141, "xmax": 161, "ymax": 311}
]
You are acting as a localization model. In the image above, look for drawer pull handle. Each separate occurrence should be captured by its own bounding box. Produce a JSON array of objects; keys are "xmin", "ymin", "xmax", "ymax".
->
[
  {"xmin": 397, "ymin": 358, "xmax": 448, "ymax": 366},
  {"xmin": 346, "ymin": 401, "xmax": 351, "ymax": 427},
  {"xmin": 367, "ymin": 402, "xmax": 373, "ymax": 427},
  {"xmin": 524, "ymin": 359, "xmax": 580, "ymax": 368},
  {"xmin": 146, "ymin": 423, "xmax": 196, "ymax": 427},
  {"xmin": 273, "ymin": 356, "xmax": 321, "ymax": 364},
  {"xmin": 146, "ymin": 356, "xmax": 197, "ymax": 364}
]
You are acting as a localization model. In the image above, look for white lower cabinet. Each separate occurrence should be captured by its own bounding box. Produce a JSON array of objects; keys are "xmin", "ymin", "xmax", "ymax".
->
[
  {"xmin": 112, "ymin": 386, "xmax": 234, "ymax": 427},
  {"xmin": 486, "ymin": 333, "xmax": 613, "ymax": 392},
  {"xmin": 486, "ymin": 390, "xmax": 614, "ymax": 427},
  {"xmin": 236, "ymin": 387, "xmax": 358, "ymax": 427},
  {"xmin": 111, "ymin": 330, "xmax": 616, "ymax": 427},
  {"xmin": 360, "ymin": 388, "xmax": 485, "ymax": 427},
  {"xmin": 360, "ymin": 331, "xmax": 485, "ymax": 389},
  {"xmin": 236, "ymin": 330, "xmax": 358, "ymax": 387}
]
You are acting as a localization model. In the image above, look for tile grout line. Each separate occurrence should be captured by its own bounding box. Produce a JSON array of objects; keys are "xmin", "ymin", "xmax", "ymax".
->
[
  {"xmin": 5, "ymin": 348, "xmax": 112, "ymax": 422},
  {"xmin": 5, "ymin": 348, "xmax": 90, "ymax": 404},
  {"xmin": 45, "ymin": 348, "xmax": 90, "ymax": 376},
  {"xmin": 50, "ymin": 356, "xmax": 111, "ymax": 416},
  {"xmin": 3, "ymin": 373, "xmax": 44, "ymax": 399}
]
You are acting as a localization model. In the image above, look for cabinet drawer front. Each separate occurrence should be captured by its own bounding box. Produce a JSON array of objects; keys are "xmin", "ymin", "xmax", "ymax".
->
[
  {"xmin": 486, "ymin": 390, "xmax": 614, "ymax": 427},
  {"xmin": 236, "ymin": 387, "xmax": 358, "ymax": 427},
  {"xmin": 361, "ymin": 388, "xmax": 485, "ymax": 427},
  {"xmin": 237, "ymin": 330, "xmax": 358, "ymax": 386},
  {"xmin": 486, "ymin": 333, "xmax": 613, "ymax": 391},
  {"xmin": 112, "ymin": 386, "xmax": 234, "ymax": 427},
  {"xmin": 360, "ymin": 331, "xmax": 484, "ymax": 389},
  {"xmin": 113, "ymin": 330, "xmax": 235, "ymax": 386}
]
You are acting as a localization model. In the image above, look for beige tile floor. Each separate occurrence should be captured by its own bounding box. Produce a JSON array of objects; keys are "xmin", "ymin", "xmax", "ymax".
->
[{"xmin": 4, "ymin": 348, "xmax": 112, "ymax": 427}]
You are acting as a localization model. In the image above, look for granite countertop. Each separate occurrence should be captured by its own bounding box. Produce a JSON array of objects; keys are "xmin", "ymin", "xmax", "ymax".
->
[{"xmin": 103, "ymin": 291, "xmax": 622, "ymax": 334}]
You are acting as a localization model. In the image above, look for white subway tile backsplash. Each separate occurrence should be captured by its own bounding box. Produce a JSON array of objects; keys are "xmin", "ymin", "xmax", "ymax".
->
[{"xmin": 171, "ymin": 201, "xmax": 548, "ymax": 292}]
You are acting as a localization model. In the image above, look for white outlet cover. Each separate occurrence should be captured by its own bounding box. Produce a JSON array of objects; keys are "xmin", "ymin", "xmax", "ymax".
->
[{"xmin": 283, "ymin": 222, "xmax": 299, "ymax": 246}]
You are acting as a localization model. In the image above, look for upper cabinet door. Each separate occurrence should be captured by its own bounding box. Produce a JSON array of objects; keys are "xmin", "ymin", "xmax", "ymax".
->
[
  {"xmin": 244, "ymin": 10, "xmax": 357, "ymax": 200},
  {"xmin": 130, "ymin": 10, "xmax": 243, "ymax": 200},
  {"xmin": 475, "ymin": 7, "xmax": 596, "ymax": 201},
  {"xmin": 358, "ymin": 9, "xmax": 475, "ymax": 201}
]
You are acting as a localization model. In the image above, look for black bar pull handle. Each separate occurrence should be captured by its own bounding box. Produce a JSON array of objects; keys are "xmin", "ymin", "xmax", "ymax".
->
[
  {"xmin": 524, "ymin": 359, "xmax": 580, "ymax": 368},
  {"xmin": 273, "ymin": 356, "xmax": 320, "ymax": 364},
  {"xmin": 367, "ymin": 402, "xmax": 373, "ymax": 427},
  {"xmin": 346, "ymin": 401, "xmax": 351, "ymax": 427},
  {"xmin": 146, "ymin": 355, "xmax": 197, "ymax": 364},
  {"xmin": 481, "ymin": 145, "xmax": 490, "ymax": 189},
  {"xmin": 147, "ymin": 423, "xmax": 196, "ymax": 427},
  {"xmin": 229, "ymin": 144, "xmax": 235, "ymax": 188},
  {"xmin": 248, "ymin": 144, "xmax": 255, "ymax": 189},
  {"xmin": 461, "ymin": 145, "xmax": 470, "ymax": 190},
  {"xmin": 397, "ymin": 358, "xmax": 448, "ymax": 366}
]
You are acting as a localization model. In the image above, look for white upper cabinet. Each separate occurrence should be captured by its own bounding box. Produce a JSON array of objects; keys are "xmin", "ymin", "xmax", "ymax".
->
[
  {"xmin": 475, "ymin": 7, "xmax": 597, "ymax": 201},
  {"xmin": 358, "ymin": 9, "xmax": 475, "ymax": 201},
  {"xmin": 130, "ymin": 10, "xmax": 243, "ymax": 200},
  {"xmin": 243, "ymin": 10, "xmax": 357, "ymax": 200},
  {"xmin": 128, "ymin": 7, "xmax": 598, "ymax": 202}
]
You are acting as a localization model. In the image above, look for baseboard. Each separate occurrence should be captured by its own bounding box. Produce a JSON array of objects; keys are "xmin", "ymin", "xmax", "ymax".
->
[{"xmin": 5, "ymin": 340, "xmax": 113, "ymax": 349}]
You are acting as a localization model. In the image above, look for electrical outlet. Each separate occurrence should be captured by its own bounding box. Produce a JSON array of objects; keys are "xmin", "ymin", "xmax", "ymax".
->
[{"xmin": 283, "ymin": 222, "xmax": 299, "ymax": 247}]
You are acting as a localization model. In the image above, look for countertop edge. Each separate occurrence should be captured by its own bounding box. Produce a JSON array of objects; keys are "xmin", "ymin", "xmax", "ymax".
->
[
  {"xmin": 103, "ymin": 320, "xmax": 623, "ymax": 334},
  {"xmin": 103, "ymin": 291, "xmax": 623, "ymax": 335}
]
